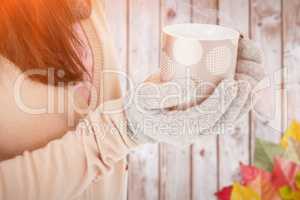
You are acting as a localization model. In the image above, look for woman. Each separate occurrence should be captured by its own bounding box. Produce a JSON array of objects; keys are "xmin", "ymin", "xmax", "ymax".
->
[{"xmin": 0, "ymin": 0, "xmax": 264, "ymax": 199}]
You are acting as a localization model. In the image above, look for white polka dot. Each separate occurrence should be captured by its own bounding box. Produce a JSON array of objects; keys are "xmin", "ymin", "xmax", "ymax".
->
[
  {"xmin": 173, "ymin": 39, "xmax": 203, "ymax": 65},
  {"xmin": 206, "ymin": 46, "xmax": 232, "ymax": 75},
  {"xmin": 160, "ymin": 53, "xmax": 176, "ymax": 81}
]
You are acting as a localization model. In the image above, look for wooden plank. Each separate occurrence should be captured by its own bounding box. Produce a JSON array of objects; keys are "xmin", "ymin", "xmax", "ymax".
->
[
  {"xmin": 127, "ymin": 0, "xmax": 160, "ymax": 200},
  {"xmin": 191, "ymin": 0, "xmax": 218, "ymax": 24},
  {"xmin": 190, "ymin": 1, "xmax": 219, "ymax": 200},
  {"xmin": 283, "ymin": 1, "xmax": 300, "ymax": 128},
  {"xmin": 160, "ymin": 1, "xmax": 192, "ymax": 200},
  {"xmin": 218, "ymin": 0, "xmax": 249, "ymax": 34},
  {"xmin": 250, "ymin": 0, "xmax": 283, "ymax": 144},
  {"xmin": 218, "ymin": 0, "xmax": 251, "ymax": 188},
  {"xmin": 103, "ymin": 0, "xmax": 128, "ymax": 93}
]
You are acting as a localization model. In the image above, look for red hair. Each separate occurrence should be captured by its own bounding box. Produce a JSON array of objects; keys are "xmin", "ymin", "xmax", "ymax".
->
[{"xmin": 0, "ymin": 0, "xmax": 91, "ymax": 85}]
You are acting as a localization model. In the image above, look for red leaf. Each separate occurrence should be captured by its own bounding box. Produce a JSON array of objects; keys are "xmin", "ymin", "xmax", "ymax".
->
[
  {"xmin": 239, "ymin": 164, "xmax": 280, "ymax": 200},
  {"xmin": 271, "ymin": 157, "xmax": 300, "ymax": 190},
  {"xmin": 215, "ymin": 186, "xmax": 232, "ymax": 200},
  {"xmin": 240, "ymin": 163, "xmax": 271, "ymax": 185},
  {"xmin": 240, "ymin": 164, "xmax": 260, "ymax": 184}
]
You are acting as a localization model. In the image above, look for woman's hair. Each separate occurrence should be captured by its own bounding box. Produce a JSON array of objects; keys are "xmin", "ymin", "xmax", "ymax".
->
[{"xmin": 0, "ymin": 0, "xmax": 91, "ymax": 85}]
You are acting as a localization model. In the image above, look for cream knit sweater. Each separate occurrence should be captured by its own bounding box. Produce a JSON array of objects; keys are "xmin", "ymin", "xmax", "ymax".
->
[{"xmin": 0, "ymin": 1, "xmax": 135, "ymax": 199}]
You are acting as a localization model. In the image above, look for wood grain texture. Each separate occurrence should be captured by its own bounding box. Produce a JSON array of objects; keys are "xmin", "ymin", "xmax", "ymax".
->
[
  {"xmin": 190, "ymin": 1, "xmax": 219, "ymax": 199},
  {"xmin": 126, "ymin": 0, "xmax": 160, "ymax": 200},
  {"xmin": 218, "ymin": 0, "xmax": 251, "ymax": 188},
  {"xmin": 103, "ymin": 0, "xmax": 128, "ymax": 92},
  {"xmin": 160, "ymin": 1, "xmax": 192, "ymax": 199},
  {"xmin": 191, "ymin": 0, "xmax": 218, "ymax": 24},
  {"xmin": 250, "ymin": 0, "xmax": 283, "ymax": 143},
  {"xmin": 283, "ymin": 0, "xmax": 300, "ymax": 127}
]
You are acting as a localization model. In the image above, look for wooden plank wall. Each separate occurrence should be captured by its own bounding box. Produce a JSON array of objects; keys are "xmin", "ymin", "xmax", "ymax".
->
[
  {"xmin": 284, "ymin": 0, "xmax": 300, "ymax": 129},
  {"xmin": 160, "ymin": 1, "xmax": 192, "ymax": 200},
  {"xmin": 103, "ymin": 0, "xmax": 298, "ymax": 199}
]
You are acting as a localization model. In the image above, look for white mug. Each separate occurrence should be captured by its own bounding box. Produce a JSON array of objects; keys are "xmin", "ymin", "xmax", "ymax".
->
[{"xmin": 161, "ymin": 23, "xmax": 240, "ymax": 98}]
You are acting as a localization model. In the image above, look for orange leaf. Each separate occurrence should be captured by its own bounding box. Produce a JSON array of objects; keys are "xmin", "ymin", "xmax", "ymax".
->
[{"xmin": 281, "ymin": 120, "xmax": 300, "ymax": 148}]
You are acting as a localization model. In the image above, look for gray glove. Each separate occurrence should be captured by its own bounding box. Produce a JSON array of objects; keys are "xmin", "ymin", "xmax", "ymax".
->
[{"xmin": 125, "ymin": 37, "xmax": 265, "ymax": 146}]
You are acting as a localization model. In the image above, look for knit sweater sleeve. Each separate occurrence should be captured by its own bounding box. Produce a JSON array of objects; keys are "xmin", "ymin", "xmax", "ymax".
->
[{"xmin": 0, "ymin": 99, "xmax": 137, "ymax": 200}]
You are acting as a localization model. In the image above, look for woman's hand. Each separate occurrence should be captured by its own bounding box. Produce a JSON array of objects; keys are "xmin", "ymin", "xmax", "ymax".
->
[{"xmin": 124, "ymin": 36, "xmax": 265, "ymax": 146}]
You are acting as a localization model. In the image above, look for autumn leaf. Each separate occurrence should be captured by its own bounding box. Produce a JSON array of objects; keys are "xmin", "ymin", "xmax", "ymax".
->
[
  {"xmin": 277, "ymin": 172, "xmax": 300, "ymax": 200},
  {"xmin": 279, "ymin": 186, "xmax": 294, "ymax": 200},
  {"xmin": 281, "ymin": 120, "xmax": 300, "ymax": 148},
  {"xmin": 254, "ymin": 138, "xmax": 284, "ymax": 172},
  {"xmin": 271, "ymin": 157, "xmax": 300, "ymax": 190},
  {"xmin": 261, "ymin": 178, "xmax": 281, "ymax": 200},
  {"xmin": 230, "ymin": 182, "xmax": 260, "ymax": 200},
  {"xmin": 240, "ymin": 163, "xmax": 270, "ymax": 185},
  {"xmin": 215, "ymin": 120, "xmax": 300, "ymax": 200},
  {"xmin": 279, "ymin": 185, "xmax": 300, "ymax": 200},
  {"xmin": 283, "ymin": 138, "xmax": 300, "ymax": 164},
  {"xmin": 295, "ymin": 172, "xmax": 300, "ymax": 189},
  {"xmin": 215, "ymin": 185, "xmax": 232, "ymax": 200},
  {"xmin": 240, "ymin": 164, "xmax": 280, "ymax": 200}
]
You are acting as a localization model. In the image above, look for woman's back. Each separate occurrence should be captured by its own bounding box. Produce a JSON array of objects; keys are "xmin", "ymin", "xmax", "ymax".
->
[{"xmin": 0, "ymin": 60, "xmax": 88, "ymax": 160}]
